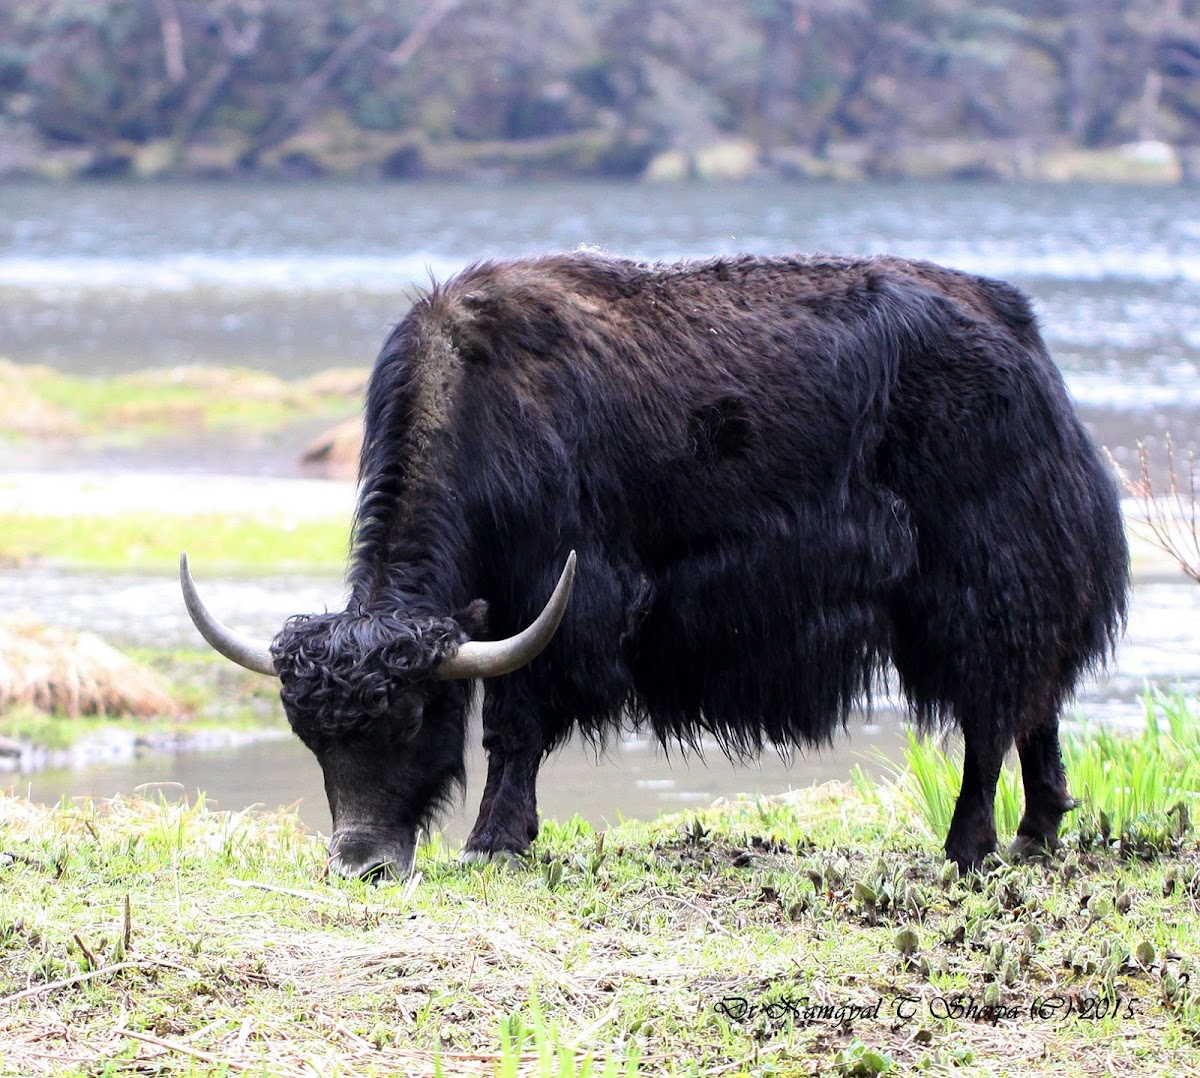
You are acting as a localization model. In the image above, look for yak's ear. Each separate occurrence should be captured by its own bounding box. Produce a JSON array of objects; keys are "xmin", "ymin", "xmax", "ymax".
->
[{"xmin": 454, "ymin": 599, "xmax": 489, "ymax": 639}]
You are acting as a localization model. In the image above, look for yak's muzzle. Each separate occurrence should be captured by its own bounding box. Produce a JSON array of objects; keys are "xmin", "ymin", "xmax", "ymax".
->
[{"xmin": 327, "ymin": 828, "xmax": 416, "ymax": 882}]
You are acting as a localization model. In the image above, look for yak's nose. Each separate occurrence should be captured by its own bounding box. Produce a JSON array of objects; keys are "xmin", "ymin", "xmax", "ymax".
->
[{"xmin": 327, "ymin": 830, "xmax": 412, "ymax": 882}]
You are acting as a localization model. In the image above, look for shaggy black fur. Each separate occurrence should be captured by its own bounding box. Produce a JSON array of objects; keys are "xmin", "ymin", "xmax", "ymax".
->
[{"xmin": 271, "ymin": 251, "xmax": 1129, "ymax": 873}]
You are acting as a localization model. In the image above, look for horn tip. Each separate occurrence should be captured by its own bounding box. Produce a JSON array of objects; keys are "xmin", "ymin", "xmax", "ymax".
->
[{"xmin": 559, "ymin": 550, "xmax": 577, "ymax": 593}]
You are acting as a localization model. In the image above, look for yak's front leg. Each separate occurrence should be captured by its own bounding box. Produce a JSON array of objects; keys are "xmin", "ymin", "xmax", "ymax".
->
[
  {"xmin": 944, "ymin": 726, "xmax": 1007, "ymax": 872},
  {"xmin": 462, "ymin": 678, "xmax": 544, "ymax": 864}
]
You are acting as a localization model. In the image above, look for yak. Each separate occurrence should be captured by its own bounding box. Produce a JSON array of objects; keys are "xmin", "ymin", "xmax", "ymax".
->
[{"xmin": 181, "ymin": 251, "xmax": 1129, "ymax": 880}]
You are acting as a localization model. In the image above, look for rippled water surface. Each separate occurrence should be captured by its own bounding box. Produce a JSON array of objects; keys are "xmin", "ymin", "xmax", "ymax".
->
[{"xmin": 2, "ymin": 181, "xmax": 1198, "ymax": 414}]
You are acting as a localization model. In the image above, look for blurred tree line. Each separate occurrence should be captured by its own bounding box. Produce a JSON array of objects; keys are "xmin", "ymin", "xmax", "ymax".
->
[{"xmin": 1, "ymin": 0, "xmax": 1198, "ymax": 180}]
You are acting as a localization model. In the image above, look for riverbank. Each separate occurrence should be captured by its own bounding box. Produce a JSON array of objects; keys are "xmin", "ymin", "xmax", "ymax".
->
[
  {"xmin": 0, "ymin": 719, "xmax": 287, "ymax": 775},
  {"xmin": 8, "ymin": 133, "xmax": 1197, "ymax": 187},
  {"xmin": 0, "ymin": 639, "xmax": 291, "ymax": 776},
  {"xmin": 1, "ymin": 768, "xmax": 1197, "ymax": 1077},
  {"xmin": 0, "ymin": 359, "xmax": 366, "ymax": 447}
]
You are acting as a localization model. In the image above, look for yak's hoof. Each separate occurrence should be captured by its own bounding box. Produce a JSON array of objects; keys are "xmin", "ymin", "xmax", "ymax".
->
[
  {"xmin": 1005, "ymin": 834, "xmax": 1059, "ymax": 862},
  {"xmin": 943, "ymin": 839, "xmax": 997, "ymax": 875},
  {"xmin": 459, "ymin": 848, "xmax": 524, "ymax": 870}
]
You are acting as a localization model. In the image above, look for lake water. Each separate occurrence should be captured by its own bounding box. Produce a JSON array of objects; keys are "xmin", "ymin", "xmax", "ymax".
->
[
  {"xmin": 1, "ymin": 179, "xmax": 1198, "ymax": 840},
  {"xmin": 3, "ymin": 180, "xmax": 1199, "ymax": 413}
]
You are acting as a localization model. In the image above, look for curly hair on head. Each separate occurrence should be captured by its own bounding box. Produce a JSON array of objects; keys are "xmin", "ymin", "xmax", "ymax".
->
[{"xmin": 271, "ymin": 608, "xmax": 469, "ymax": 740}]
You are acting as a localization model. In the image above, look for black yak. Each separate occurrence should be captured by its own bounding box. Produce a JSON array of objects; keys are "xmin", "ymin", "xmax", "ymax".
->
[{"xmin": 181, "ymin": 251, "xmax": 1128, "ymax": 879}]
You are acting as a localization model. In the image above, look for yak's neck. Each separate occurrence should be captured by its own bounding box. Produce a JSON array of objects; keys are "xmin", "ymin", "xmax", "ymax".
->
[
  {"xmin": 347, "ymin": 298, "xmax": 472, "ymax": 615},
  {"xmin": 346, "ymin": 481, "xmax": 473, "ymax": 616}
]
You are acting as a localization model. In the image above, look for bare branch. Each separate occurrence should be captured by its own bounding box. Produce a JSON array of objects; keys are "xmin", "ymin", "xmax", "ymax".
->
[
  {"xmin": 152, "ymin": 0, "xmax": 187, "ymax": 83},
  {"xmin": 1109, "ymin": 436, "xmax": 1200, "ymax": 584},
  {"xmin": 243, "ymin": 22, "xmax": 376, "ymax": 163},
  {"xmin": 388, "ymin": 0, "xmax": 460, "ymax": 69}
]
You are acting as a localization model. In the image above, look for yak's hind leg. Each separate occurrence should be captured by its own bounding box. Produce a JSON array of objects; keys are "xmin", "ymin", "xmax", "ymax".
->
[
  {"xmin": 1008, "ymin": 709, "xmax": 1075, "ymax": 859},
  {"xmin": 950, "ymin": 708, "xmax": 1074, "ymax": 868},
  {"xmin": 890, "ymin": 592, "xmax": 1020, "ymax": 872},
  {"xmin": 890, "ymin": 604, "xmax": 1009, "ymax": 869},
  {"xmin": 462, "ymin": 677, "xmax": 544, "ymax": 864},
  {"xmin": 894, "ymin": 636, "xmax": 1069, "ymax": 870},
  {"xmin": 893, "ymin": 634, "xmax": 1078, "ymax": 870}
]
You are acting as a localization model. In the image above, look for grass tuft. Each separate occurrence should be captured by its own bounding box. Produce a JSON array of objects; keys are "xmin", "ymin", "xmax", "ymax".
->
[{"xmin": 0, "ymin": 616, "xmax": 179, "ymax": 718}]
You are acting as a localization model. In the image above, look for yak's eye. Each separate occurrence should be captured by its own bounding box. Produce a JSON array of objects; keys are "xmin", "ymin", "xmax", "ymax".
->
[{"xmin": 392, "ymin": 692, "xmax": 426, "ymax": 739}]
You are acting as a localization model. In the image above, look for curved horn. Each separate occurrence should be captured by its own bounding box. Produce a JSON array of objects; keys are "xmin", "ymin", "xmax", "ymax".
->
[
  {"xmin": 179, "ymin": 552, "xmax": 277, "ymax": 676},
  {"xmin": 437, "ymin": 551, "xmax": 577, "ymax": 681}
]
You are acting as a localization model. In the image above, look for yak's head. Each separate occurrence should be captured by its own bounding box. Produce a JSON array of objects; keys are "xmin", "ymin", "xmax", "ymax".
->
[{"xmin": 179, "ymin": 552, "xmax": 575, "ymax": 882}]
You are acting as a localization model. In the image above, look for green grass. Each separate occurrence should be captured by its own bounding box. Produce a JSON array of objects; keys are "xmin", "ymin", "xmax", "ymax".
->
[
  {"xmin": 2, "ymin": 708, "xmax": 1199, "ymax": 1077},
  {"xmin": 5, "ymin": 363, "xmax": 364, "ymax": 444},
  {"xmin": 0, "ymin": 700, "xmax": 282, "ymax": 753},
  {"xmin": 878, "ymin": 690, "xmax": 1200, "ymax": 857},
  {"xmin": 0, "ymin": 706, "xmax": 203, "ymax": 753},
  {"xmin": 0, "ymin": 512, "xmax": 350, "ymax": 573}
]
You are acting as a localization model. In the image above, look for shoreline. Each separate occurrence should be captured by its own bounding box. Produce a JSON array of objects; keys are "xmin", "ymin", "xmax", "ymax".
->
[
  {"xmin": 5, "ymin": 136, "xmax": 1195, "ymax": 187},
  {"xmin": 0, "ymin": 723, "xmax": 290, "ymax": 778}
]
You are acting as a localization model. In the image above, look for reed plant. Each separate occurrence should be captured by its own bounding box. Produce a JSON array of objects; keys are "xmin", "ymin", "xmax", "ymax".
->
[{"xmin": 885, "ymin": 689, "xmax": 1200, "ymax": 856}]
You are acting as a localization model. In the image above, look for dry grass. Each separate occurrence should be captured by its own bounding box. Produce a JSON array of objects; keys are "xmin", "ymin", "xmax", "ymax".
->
[
  {"xmin": 0, "ymin": 360, "xmax": 78, "ymax": 437},
  {"xmin": 0, "ymin": 795, "xmax": 644, "ymax": 1077},
  {"xmin": 0, "ymin": 617, "xmax": 178, "ymax": 718}
]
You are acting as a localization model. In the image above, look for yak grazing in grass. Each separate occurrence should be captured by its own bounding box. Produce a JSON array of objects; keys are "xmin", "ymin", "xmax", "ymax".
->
[{"xmin": 181, "ymin": 251, "xmax": 1129, "ymax": 879}]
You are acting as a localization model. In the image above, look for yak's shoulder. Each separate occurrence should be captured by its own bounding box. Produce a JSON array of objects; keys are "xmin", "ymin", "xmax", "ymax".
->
[
  {"xmin": 426, "ymin": 253, "xmax": 652, "ymax": 315},
  {"xmin": 392, "ymin": 254, "xmax": 655, "ymax": 365}
]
